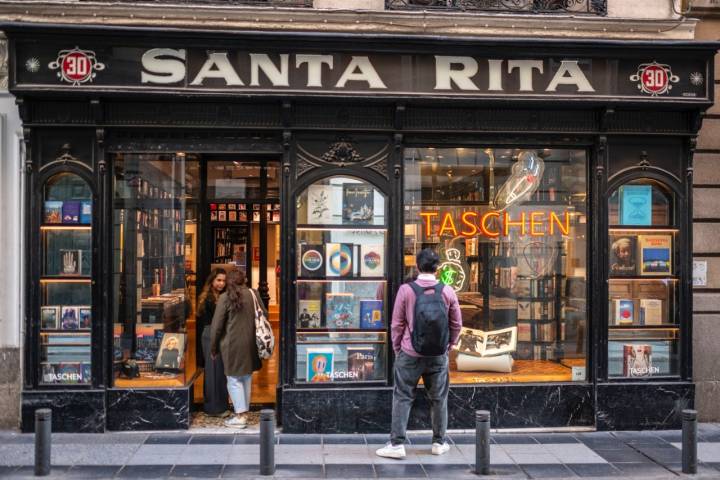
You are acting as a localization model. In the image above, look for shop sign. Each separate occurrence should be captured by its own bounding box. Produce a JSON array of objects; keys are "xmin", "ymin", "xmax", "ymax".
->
[
  {"xmin": 419, "ymin": 210, "xmax": 570, "ymax": 239},
  {"xmin": 12, "ymin": 42, "xmax": 709, "ymax": 101}
]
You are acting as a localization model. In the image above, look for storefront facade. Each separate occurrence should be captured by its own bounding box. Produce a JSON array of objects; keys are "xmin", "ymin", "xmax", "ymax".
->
[{"xmin": 7, "ymin": 26, "xmax": 716, "ymax": 433}]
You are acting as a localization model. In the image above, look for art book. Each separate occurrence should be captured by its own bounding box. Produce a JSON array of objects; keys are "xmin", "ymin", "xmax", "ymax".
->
[
  {"xmin": 360, "ymin": 244, "xmax": 384, "ymax": 277},
  {"xmin": 517, "ymin": 322, "xmax": 532, "ymax": 342},
  {"xmin": 325, "ymin": 243, "xmax": 354, "ymax": 278},
  {"xmin": 155, "ymin": 332, "xmax": 186, "ymax": 372},
  {"xmin": 78, "ymin": 307, "xmax": 92, "ymax": 329},
  {"xmin": 60, "ymin": 249, "xmax": 82, "ymax": 275},
  {"xmin": 306, "ymin": 347, "xmax": 334, "ymax": 383},
  {"xmin": 44, "ymin": 201, "xmax": 63, "ymax": 223},
  {"xmin": 61, "ymin": 201, "xmax": 81, "ymax": 224},
  {"xmin": 307, "ymin": 184, "xmax": 333, "ymax": 224},
  {"xmin": 342, "ymin": 184, "xmax": 374, "ymax": 224},
  {"xmin": 623, "ymin": 344, "xmax": 659, "ymax": 377},
  {"xmin": 455, "ymin": 326, "xmax": 517, "ymax": 357},
  {"xmin": 41, "ymin": 306, "xmax": 60, "ymax": 330},
  {"xmin": 640, "ymin": 298, "xmax": 663, "ymax": 325},
  {"xmin": 613, "ymin": 299, "xmax": 635, "ymax": 325},
  {"xmin": 639, "ymin": 234, "xmax": 672, "ymax": 275},
  {"xmin": 60, "ymin": 306, "xmax": 79, "ymax": 330},
  {"xmin": 325, "ymin": 293, "xmax": 356, "ymax": 328},
  {"xmin": 619, "ymin": 184, "xmax": 652, "ymax": 226},
  {"xmin": 298, "ymin": 300, "xmax": 322, "ymax": 329},
  {"xmin": 609, "ymin": 235, "xmax": 638, "ymax": 276},
  {"xmin": 347, "ymin": 346, "xmax": 376, "ymax": 381},
  {"xmin": 359, "ymin": 300, "xmax": 383, "ymax": 329},
  {"xmin": 299, "ymin": 244, "xmax": 324, "ymax": 278},
  {"xmin": 80, "ymin": 201, "xmax": 92, "ymax": 224}
]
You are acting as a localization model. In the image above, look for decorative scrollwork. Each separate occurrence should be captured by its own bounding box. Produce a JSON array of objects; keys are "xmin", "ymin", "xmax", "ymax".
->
[
  {"xmin": 321, "ymin": 140, "xmax": 363, "ymax": 166},
  {"xmin": 296, "ymin": 138, "xmax": 390, "ymax": 179},
  {"xmin": 386, "ymin": 0, "xmax": 605, "ymax": 13}
]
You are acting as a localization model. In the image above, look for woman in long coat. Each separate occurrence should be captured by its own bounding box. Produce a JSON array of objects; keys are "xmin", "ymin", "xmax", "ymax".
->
[
  {"xmin": 197, "ymin": 268, "xmax": 228, "ymax": 415},
  {"xmin": 210, "ymin": 268, "xmax": 265, "ymax": 428}
]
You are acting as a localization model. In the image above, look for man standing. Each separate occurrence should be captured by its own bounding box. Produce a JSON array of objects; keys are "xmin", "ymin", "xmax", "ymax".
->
[{"xmin": 376, "ymin": 249, "xmax": 462, "ymax": 459}]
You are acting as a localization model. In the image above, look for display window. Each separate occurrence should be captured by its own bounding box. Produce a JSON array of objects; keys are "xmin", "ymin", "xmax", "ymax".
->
[
  {"xmin": 295, "ymin": 176, "xmax": 388, "ymax": 383},
  {"xmin": 607, "ymin": 180, "xmax": 680, "ymax": 378},
  {"xmin": 112, "ymin": 153, "xmax": 199, "ymax": 387},
  {"xmin": 403, "ymin": 147, "xmax": 588, "ymax": 383}
]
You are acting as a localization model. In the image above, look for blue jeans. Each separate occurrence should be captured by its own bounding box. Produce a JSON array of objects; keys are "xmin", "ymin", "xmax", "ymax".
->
[{"xmin": 227, "ymin": 374, "xmax": 252, "ymax": 414}]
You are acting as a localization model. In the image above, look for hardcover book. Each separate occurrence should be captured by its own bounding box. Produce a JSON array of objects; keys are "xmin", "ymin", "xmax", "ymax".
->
[
  {"xmin": 342, "ymin": 183, "xmax": 374, "ymax": 224},
  {"xmin": 640, "ymin": 298, "xmax": 663, "ymax": 325},
  {"xmin": 609, "ymin": 235, "xmax": 638, "ymax": 277},
  {"xmin": 517, "ymin": 301, "xmax": 532, "ymax": 320},
  {"xmin": 359, "ymin": 300, "xmax": 383, "ymax": 329},
  {"xmin": 155, "ymin": 332, "xmax": 186, "ymax": 372},
  {"xmin": 639, "ymin": 234, "xmax": 672, "ymax": 275},
  {"xmin": 61, "ymin": 201, "xmax": 81, "ymax": 224},
  {"xmin": 78, "ymin": 307, "xmax": 92, "ymax": 329},
  {"xmin": 80, "ymin": 201, "xmax": 92, "ymax": 224},
  {"xmin": 325, "ymin": 243, "xmax": 354, "ymax": 278},
  {"xmin": 44, "ymin": 201, "xmax": 63, "ymax": 224},
  {"xmin": 298, "ymin": 300, "xmax": 322, "ymax": 329},
  {"xmin": 347, "ymin": 346, "xmax": 376, "ymax": 381},
  {"xmin": 40, "ymin": 306, "xmax": 60, "ymax": 330},
  {"xmin": 325, "ymin": 293, "xmax": 356, "ymax": 329},
  {"xmin": 306, "ymin": 347, "xmax": 334, "ymax": 383},
  {"xmin": 517, "ymin": 322, "xmax": 532, "ymax": 342},
  {"xmin": 80, "ymin": 363, "xmax": 92, "ymax": 384},
  {"xmin": 619, "ymin": 184, "xmax": 652, "ymax": 226},
  {"xmin": 55, "ymin": 363, "xmax": 83, "ymax": 384},
  {"xmin": 307, "ymin": 184, "xmax": 333, "ymax": 224},
  {"xmin": 623, "ymin": 344, "xmax": 658, "ymax": 377},
  {"xmin": 455, "ymin": 326, "xmax": 517, "ymax": 357},
  {"xmin": 60, "ymin": 307, "xmax": 80, "ymax": 330},
  {"xmin": 360, "ymin": 244, "xmax": 384, "ymax": 277},
  {"xmin": 299, "ymin": 244, "xmax": 324, "ymax": 278},
  {"xmin": 59, "ymin": 249, "xmax": 82, "ymax": 275},
  {"xmin": 614, "ymin": 299, "xmax": 635, "ymax": 325}
]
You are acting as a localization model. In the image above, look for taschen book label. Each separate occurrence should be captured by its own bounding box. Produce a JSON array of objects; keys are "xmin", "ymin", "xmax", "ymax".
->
[{"xmin": 623, "ymin": 344, "xmax": 659, "ymax": 377}]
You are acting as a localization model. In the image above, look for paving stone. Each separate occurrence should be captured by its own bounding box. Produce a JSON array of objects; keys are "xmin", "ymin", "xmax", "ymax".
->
[
  {"xmin": 220, "ymin": 464, "xmax": 259, "ymax": 478},
  {"xmin": 454, "ymin": 444, "xmax": 514, "ymax": 465},
  {"xmin": 0, "ymin": 445, "xmax": 34, "ymax": 466},
  {"xmin": 672, "ymin": 442, "xmax": 720, "ymax": 463},
  {"xmin": 507, "ymin": 453, "xmax": 561, "ymax": 465},
  {"xmin": 116, "ymin": 464, "xmax": 174, "ymax": 478},
  {"xmin": 610, "ymin": 462, "xmax": 672, "ymax": 476},
  {"xmin": 365, "ymin": 433, "xmax": 390, "ymax": 444},
  {"xmin": 0, "ymin": 466, "xmax": 17, "ymax": 475},
  {"xmin": 322, "ymin": 444, "xmax": 373, "ymax": 464},
  {"xmin": 322, "ymin": 434, "xmax": 366, "ymax": 444},
  {"xmin": 449, "ymin": 433, "xmax": 491, "ymax": 445},
  {"xmin": 145, "ymin": 434, "xmax": 192, "ymax": 445},
  {"xmin": 190, "ymin": 434, "xmax": 235, "ymax": 444},
  {"xmin": 171, "ymin": 464, "xmax": 223, "ymax": 478},
  {"xmin": 10, "ymin": 466, "xmax": 70, "ymax": 478},
  {"xmin": 233, "ymin": 435, "xmax": 260, "ymax": 445},
  {"xmin": 485, "ymin": 465, "xmax": 529, "ymax": 478},
  {"xmin": 422, "ymin": 464, "xmax": 479, "ymax": 479},
  {"xmin": 374, "ymin": 463, "xmax": 426, "ymax": 478},
  {"xmin": 632, "ymin": 445, "xmax": 682, "ymax": 464},
  {"xmin": 531, "ymin": 434, "xmax": 579, "ymax": 444},
  {"xmin": 594, "ymin": 448, "xmax": 653, "ymax": 463},
  {"xmin": 494, "ymin": 435, "xmax": 539, "ymax": 444},
  {"xmin": 277, "ymin": 434, "xmax": 321, "ymax": 444},
  {"xmin": 0, "ymin": 433, "xmax": 33, "ymax": 445},
  {"xmin": 406, "ymin": 434, "xmax": 434, "ymax": 446},
  {"xmin": 325, "ymin": 463, "xmax": 375, "ymax": 478},
  {"xmin": 65, "ymin": 465, "xmax": 123, "ymax": 478},
  {"xmin": 520, "ymin": 463, "xmax": 576, "ymax": 478},
  {"xmin": 566, "ymin": 463, "xmax": 621, "ymax": 477},
  {"xmin": 541, "ymin": 443, "xmax": 607, "ymax": 464},
  {"xmin": 273, "ymin": 464, "xmax": 325, "ymax": 477}
]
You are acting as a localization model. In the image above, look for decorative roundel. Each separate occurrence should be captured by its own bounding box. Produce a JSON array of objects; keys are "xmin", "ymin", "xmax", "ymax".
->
[
  {"xmin": 301, "ymin": 249, "xmax": 323, "ymax": 272},
  {"xmin": 629, "ymin": 61, "xmax": 679, "ymax": 97},
  {"xmin": 329, "ymin": 249, "xmax": 352, "ymax": 276},
  {"xmin": 48, "ymin": 47, "xmax": 106, "ymax": 86},
  {"xmin": 363, "ymin": 251, "xmax": 381, "ymax": 271}
]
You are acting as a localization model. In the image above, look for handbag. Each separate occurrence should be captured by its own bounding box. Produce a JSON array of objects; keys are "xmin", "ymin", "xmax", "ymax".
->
[{"xmin": 249, "ymin": 288, "xmax": 275, "ymax": 360}]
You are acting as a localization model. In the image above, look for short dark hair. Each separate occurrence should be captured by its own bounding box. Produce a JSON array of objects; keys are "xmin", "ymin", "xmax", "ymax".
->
[{"xmin": 416, "ymin": 248, "xmax": 440, "ymax": 274}]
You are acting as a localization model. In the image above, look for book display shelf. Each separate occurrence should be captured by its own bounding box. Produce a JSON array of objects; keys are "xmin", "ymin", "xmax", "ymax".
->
[
  {"xmin": 607, "ymin": 181, "xmax": 680, "ymax": 379},
  {"xmin": 293, "ymin": 176, "xmax": 388, "ymax": 384},
  {"xmin": 39, "ymin": 173, "xmax": 93, "ymax": 386}
]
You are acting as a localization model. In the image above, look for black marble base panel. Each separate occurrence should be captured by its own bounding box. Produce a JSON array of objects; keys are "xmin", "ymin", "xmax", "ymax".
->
[
  {"xmin": 107, "ymin": 386, "xmax": 192, "ymax": 431},
  {"xmin": 596, "ymin": 382, "xmax": 694, "ymax": 431},
  {"xmin": 21, "ymin": 390, "xmax": 105, "ymax": 433},
  {"xmin": 281, "ymin": 383, "xmax": 594, "ymax": 434}
]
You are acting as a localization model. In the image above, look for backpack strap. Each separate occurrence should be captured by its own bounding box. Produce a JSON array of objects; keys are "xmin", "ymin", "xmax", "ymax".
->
[{"xmin": 409, "ymin": 281, "xmax": 442, "ymax": 297}]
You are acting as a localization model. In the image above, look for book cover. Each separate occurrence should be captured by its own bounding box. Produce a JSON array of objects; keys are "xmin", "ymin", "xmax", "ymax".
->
[
  {"xmin": 80, "ymin": 363, "xmax": 92, "ymax": 384},
  {"xmin": 620, "ymin": 184, "xmax": 652, "ymax": 226},
  {"xmin": 218, "ymin": 210, "xmax": 227, "ymax": 222},
  {"xmin": 517, "ymin": 322, "xmax": 532, "ymax": 342},
  {"xmin": 155, "ymin": 332, "xmax": 186, "ymax": 371},
  {"xmin": 623, "ymin": 344, "xmax": 658, "ymax": 377},
  {"xmin": 78, "ymin": 307, "xmax": 92, "ymax": 329},
  {"xmin": 347, "ymin": 346, "xmax": 376, "ymax": 381},
  {"xmin": 40, "ymin": 306, "xmax": 59, "ymax": 330},
  {"xmin": 298, "ymin": 300, "xmax": 322, "ymax": 329},
  {"xmin": 60, "ymin": 249, "xmax": 82, "ymax": 275},
  {"xmin": 614, "ymin": 299, "xmax": 634, "ymax": 325},
  {"xmin": 60, "ymin": 306, "xmax": 80, "ymax": 330},
  {"xmin": 307, "ymin": 184, "xmax": 333, "ymax": 224},
  {"xmin": 325, "ymin": 293, "xmax": 356, "ymax": 328},
  {"xmin": 455, "ymin": 326, "xmax": 518, "ymax": 357},
  {"xmin": 299, "ymin": 244, "xmax": 324, "ymax": 278},
  {"xmin": 61, "ymin": 201, "xmax": 81, "ymax": 224},
  {"xmin": 306, "ymin": 347, "xmax": 334, "ymax": 383},
  {"xmin": 325, "ymin": 243, "xmax": 354, "ymax": 278},
  {"xmin": 55, "ymin": 363, "xmax": 83, "ymax": 384},
  {"xmin": 360, "ymin": 244, "xmax": 384, "ymax": 277},
  {"xmin": 80, "ymin": 201, "xmax": 92, "ymax": 224},
  {"xmin": 640, "ymin": 298, "xmax": 663, "ymax": 325},
  {"xmin": 609, "ymin": 235, "xmax": 638, "ymax": 276},
  {"xmin": 359, "ymin": 300, "xmax": 383, "ymax": 329},
  {"xmin": 44, "ymin": 201, "xmax": 63, "ymax": 224},
  {"xmin": 517, "ymin": 301, "xmax": 532, "ymax": 320},
  {"xmin": 639, "ymin": 234, "xmax": 672, "ymax": 275},
  {"xmin": 342, "ymin": 183, "xmax": 374, "ymax": 224}
]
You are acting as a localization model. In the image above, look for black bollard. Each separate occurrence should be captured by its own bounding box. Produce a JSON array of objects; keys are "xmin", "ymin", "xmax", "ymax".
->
[
  {"xmin": 34, "ymin": 408, "xmax": 52, "ymax": 477},
  {"xmin": 475, "ymin": 410, "xmax": 491, "ymax": 475},
  {"xmin": 259, "ymin": 409, "xmax": 276, "ymax": 476},
  {"xmin": 682, "ymin": 409, "xmax": 698, "ymax": 474}
]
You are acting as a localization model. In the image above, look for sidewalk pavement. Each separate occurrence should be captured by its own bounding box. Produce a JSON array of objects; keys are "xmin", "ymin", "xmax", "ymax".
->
[{"xmin": 2, "ymin": 424, "xmax": 720, "ymax": 479}]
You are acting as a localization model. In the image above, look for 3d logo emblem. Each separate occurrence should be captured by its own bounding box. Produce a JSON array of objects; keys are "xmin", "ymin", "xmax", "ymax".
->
[
  {"xmin": 48, "ymin": 47, "xmax": 105, "ymax": 86},
  {"xmin": 630, "ymin": 61, "xmax": 679, "ymax": 96}
]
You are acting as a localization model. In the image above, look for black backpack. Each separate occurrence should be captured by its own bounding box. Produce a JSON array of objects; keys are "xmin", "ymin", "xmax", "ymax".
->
[{"xmin": 409, "ymin": 282, "xmax": 450, "ymax": 356}]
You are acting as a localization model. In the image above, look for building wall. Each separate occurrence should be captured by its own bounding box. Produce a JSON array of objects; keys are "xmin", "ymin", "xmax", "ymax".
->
[
  {"xmin": 0, "ymin": 39, "xmax": 25, "ymax": 430},
  {"xmin": 693, "ymin": 12, "xmax": 720, "ymax": 423}
]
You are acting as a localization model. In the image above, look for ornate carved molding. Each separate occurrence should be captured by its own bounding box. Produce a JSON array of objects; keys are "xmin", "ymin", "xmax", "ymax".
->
[
  {"xmin": 296, "ymin": 137, "xmax": 390, "ymax": 179},
  {"xmin": 321, "ymin": 140, "xmax": 363, "ymax": 165},
  {"xmin": 639, "ymin": 150, "xmax": 650, "ymax": 169}
]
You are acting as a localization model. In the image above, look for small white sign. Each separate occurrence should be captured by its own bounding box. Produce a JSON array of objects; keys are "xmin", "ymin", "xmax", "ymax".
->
[
  {"xmin": 571, "ymin": 366, "xmax": 586, "ymax": 382},
  {"xmin": 693, "ymin": 260, "xmax": 708, "ymax": 287}
]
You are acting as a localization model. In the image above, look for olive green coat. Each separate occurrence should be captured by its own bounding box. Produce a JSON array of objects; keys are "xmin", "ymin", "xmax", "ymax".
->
[{"xmin": 210, "ymin": 288, "xmax": 265, "ymax": 377}]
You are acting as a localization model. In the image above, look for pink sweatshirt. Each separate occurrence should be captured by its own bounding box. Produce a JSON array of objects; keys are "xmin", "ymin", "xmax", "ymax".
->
[{"xmin": 391, "ymin": 274, "xmax": 463, "ymax": 357}]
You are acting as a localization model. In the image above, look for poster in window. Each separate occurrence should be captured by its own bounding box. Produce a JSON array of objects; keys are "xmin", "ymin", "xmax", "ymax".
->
[
  {"xmin": 307, "ymin": 184, "xmax": 333, "ymax": 224},
  {"xmin": 639, "ymin": 234, "xmax": 672, "ymax": 275},
  {"xmin": 619, "ymin": 185, "xmax": 652, "ymax": 226},
  {"xmin": 609, "ymin": 235, "xmax": 637, "ymax": 276},
  {"xmin": 155, "ymin": 332, "xmax": 186, "ymax": 372},
  {"xmin": 342, "ymin": 184, "xmax": 374, "ymax": 224},
  {"xmin": 306, "ymin": 347, "xmax": 334, "ymax": 382}
]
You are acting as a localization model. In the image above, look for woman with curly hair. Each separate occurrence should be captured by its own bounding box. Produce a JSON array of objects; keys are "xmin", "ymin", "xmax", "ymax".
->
[{"xmin": 198, "ymin": 268, "xmax": 228, "ymax": 415}]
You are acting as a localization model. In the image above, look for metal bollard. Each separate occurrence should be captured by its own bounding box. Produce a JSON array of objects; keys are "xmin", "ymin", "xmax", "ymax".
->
[
  {"xmin": 34, "ymin": 408, "xmax": 52, "ymax": 477},
  {"xmin": 259, "ymin": 409, "xmax": 276, "ymax": 476},
  {"xmin": 682, "ymin": 409, "xmax": 698, "ymax": 474},
  {"xmin": 475, "ymin": 410, "xmax": 491, "ymax": 475}
]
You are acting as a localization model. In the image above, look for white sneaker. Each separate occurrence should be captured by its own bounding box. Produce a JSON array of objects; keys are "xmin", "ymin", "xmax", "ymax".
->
[
  {"xmin": 224, "ymin": 416, "xmax": 247, "ymax": 428},
  {"xmin": 375, "ymin": 442, "xmax": 406, "ymax": 459},
  {"xmin": 431, "ymin": 442, "xmax": 451, "ymax": 455}
]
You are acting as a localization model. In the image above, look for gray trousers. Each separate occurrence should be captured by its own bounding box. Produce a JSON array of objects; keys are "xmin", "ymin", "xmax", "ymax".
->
[{"xmin": 391, "ymin": 351, "xmax": 449, "ymax": 445}]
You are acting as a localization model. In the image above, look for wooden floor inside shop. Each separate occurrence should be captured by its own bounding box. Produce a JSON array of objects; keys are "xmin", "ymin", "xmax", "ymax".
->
[
  {"xmin": 193, "ymin": 305, "xmax": 279, "ymax": 406},
  {"xmin": 448, "ymin": 358, "xmax": 584, "ymax": 384}
]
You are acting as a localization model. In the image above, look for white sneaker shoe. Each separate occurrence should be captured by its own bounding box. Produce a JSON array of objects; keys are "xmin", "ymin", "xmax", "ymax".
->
[
  {"xmin": 431, "ymin": 442, "xmax": 451, "ymax": 455},
  {"xmin": 375, "ymin": 442, "xmax": 406, "ymax": 459},
  {"xmin": 224, "ymin": 416, "xmax": 247, "ymax": 428}
]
